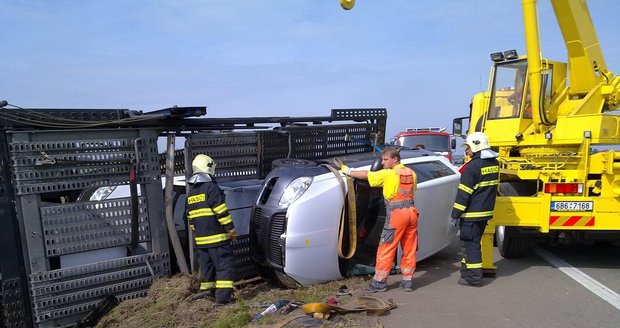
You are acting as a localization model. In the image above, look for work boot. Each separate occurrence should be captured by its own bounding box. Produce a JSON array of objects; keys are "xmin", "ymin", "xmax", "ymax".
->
[
  {"xmin": 365, "ymin": 279, "xmax": 387, "ymax": 293},
  {"xmin": 365, "ymin": 284, "xmax": 387, "ymax": 293},
  {"xmin": 214, "ymin": 298, "xmax": 232, "ymax": 308},
  {"xmin": 192, "ymin": 290, "xmax": 215, "ymax": 301},
  {"xmin": 400, "ymin": 281, "xmax": 414, "ymax": 292},
  {"xmin": 458, "ymin": 277, "xmax": 482, "ymax": 287}
]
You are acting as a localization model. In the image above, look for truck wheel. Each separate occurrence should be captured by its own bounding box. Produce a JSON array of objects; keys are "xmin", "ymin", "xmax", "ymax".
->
[
  {"xmin": 496, "ymin": 225, "xmax": 531, "ymax": 258},
  {"xmin": 271, "ymin": 158, "xmax": 317, "ymax": 170},
  {"xmin": 496, "ymin": 181, "xmax": 535, "ymax": 258}
]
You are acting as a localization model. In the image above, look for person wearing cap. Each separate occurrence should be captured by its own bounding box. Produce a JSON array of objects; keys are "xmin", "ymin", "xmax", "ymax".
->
[
  {"xmin": 450, "ymin": 132, "xmax": 499, "ymax": 287},
  {"xmin": 341, "ymin": 147, "xmax": 419, "ymax": 292},
  {"xmin": 186, "ymin": 154, "xmax": 236, "ymax": 305}
]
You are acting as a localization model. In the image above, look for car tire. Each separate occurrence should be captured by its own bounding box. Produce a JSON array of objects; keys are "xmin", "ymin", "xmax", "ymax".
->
[{"xmin": 271, "ymin": 158, "xmax": 317, "ymax": 170}]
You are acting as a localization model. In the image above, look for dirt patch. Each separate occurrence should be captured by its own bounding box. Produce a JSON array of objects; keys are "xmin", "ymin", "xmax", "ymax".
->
[{"xmin": 96, "ymin": 274, "xmax": 392, "ymax": 328}]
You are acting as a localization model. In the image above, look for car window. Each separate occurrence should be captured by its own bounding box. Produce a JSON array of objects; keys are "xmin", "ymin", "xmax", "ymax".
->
[
  {"xmin": 173, "ymin": 188, "xmax": 188, "ymax": 229},
  {"xmin": 405, "ymin": 161, "xmax": 456, "ymax": 183}
]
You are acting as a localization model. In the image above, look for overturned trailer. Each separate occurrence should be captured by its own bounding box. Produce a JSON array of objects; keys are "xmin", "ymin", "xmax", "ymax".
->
[{"xmin": 0, "ymin": 106, "xmax": 386, "ymax": 327}]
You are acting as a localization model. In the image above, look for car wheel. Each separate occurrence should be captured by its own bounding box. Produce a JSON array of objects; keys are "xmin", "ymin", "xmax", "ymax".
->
[{"xmin": 271, "ymin": 158, "xmax": 317, "ymax": 170}]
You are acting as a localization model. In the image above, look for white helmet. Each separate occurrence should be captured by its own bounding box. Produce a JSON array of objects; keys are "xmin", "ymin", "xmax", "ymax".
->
[
  {"xmin": 464, "ymin": 132, "xmax": 491, "ymax": 152},
  {"xmin": 192, "ymin": 154, "xmax": 216, "ymax": 175}
]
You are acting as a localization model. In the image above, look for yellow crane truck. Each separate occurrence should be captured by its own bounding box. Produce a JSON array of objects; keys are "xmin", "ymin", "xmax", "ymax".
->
[
  {"xmin": 342, "ymin": 0, "xmax": 620, "ymax": 270},
  {"xmin": 451, "ymin": 0, "xmax": 620, "ymax": 272}
]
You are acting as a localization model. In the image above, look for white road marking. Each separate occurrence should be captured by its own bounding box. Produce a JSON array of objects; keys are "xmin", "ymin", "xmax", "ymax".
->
[{"xmin": 533, "ymin": 246, "xmax": 620, "ymax": 311}]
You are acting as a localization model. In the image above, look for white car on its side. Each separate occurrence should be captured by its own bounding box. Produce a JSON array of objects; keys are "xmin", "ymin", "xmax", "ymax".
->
[{"xmin": 250, "ymin": 148, "xmax": 460, "ymax": 287}]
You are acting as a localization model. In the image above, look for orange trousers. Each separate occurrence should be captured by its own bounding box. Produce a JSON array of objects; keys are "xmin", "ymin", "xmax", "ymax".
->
[{"xmin": 373, "ymin": 206, "xmax": 419, "ymax": 283}]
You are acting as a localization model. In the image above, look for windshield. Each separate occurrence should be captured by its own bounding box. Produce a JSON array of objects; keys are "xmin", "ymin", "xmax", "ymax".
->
[
  {"xmin": 397, "ymin": 135, "xmax": 450, "ymax": 152},
  {"xmin": 489, "ymin": 60, "xmax": 531, "ymax": 119}
]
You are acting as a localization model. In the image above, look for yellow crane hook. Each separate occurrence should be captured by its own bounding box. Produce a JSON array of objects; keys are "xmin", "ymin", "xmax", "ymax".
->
[{"xmin": 340, "ymin": 0, "xmax": 355, "ymax": 10}]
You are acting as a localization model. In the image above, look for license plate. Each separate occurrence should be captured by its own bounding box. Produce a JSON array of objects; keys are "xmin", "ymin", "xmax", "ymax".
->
[{"xmin": 550, "ymin": 201, "xmax": 593, "ymax": 212}]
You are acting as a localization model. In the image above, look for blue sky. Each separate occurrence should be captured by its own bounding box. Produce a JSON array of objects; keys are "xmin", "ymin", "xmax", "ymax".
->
[{"xmin": 2, "ymin": 1, "xmax": 619, "ymax": 140}]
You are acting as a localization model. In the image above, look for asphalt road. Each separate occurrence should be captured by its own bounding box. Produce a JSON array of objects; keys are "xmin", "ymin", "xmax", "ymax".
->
[{"xmin": 374, "ymin": 237, "xmax": 620, "ymax": 328}]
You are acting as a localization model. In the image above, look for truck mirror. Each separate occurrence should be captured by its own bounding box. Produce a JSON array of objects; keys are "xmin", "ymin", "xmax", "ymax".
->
[
  {"xmin": 452, "ymin": 118, "xmax": 463, "ymax": 136},
  {"xmin": 451, "ymin": 139, "xmax": 456, "ymax": 150},
  {"xmin": 452, "ymin": 116, "xmax": 469, "ymax": 138}
]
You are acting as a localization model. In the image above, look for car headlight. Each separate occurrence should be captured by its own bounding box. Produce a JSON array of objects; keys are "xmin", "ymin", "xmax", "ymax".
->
[
  {"xmin": 279, "ymin": 177, "xmax": 313, "ymax": 206},
  {"xmin": 89, "ymin": 186, "xmax": 117, "ymax": 201}
]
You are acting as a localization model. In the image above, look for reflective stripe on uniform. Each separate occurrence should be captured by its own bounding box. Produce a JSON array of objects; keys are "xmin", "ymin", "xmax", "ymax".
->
[
  {"xmin": 213, "ymin": 203, "xmax": 229, "ymax": 215},
  {"xmin": 188, "ymin": 208, "xmax": 215, "ymax": 219},
  {"xmin": 453, "ymin": 203, "xmax": 466, "ymax": 211},
  {"xmin": 200, "ymin": 281, "xmax": 215, "ymax": 290},
  {"xmin": 218, "ymin": 215, "xmax": 232, "ymax": 225},
  {"xmin": 474, "ymin": 180, "xmax": 499, "ymax": 189},
  {"xmin": 466, "ymin": 262, "xmax": 483, "ymax": 269},
  {"xmin": 373, "ymin": 269, "xmax": 390, "ymax": 280},
  {"xmin": 461, "ymin": 211, "xmax": 494, "ymax": 218},
  {"xmin": 195, "ymin": 233, "xmax": 228, "ymax": 245},
  {"xmin": 216, "ymin": 280, "xmax": 234, "ymax": 288},
  {"xmin": 389, "ymin": 199, "xmax": 414, "ymax": 207},
  {"xmin": 386, "ymin": 199, "xmax": 414, "ymax": 210},
  {"xmin": 398, "ymin": 187, "xmax": 413, "ymax": 195},
  {"xmin": 462, "ymin": 257, "xmax": 482, "ymax": 269},
  {"xmin": 401, "ymin": 268, "xmax": 414, "ymax": 280},
  {"xmin": 458, "ymin": 183, "xmax": 474, "ymax": 194}
]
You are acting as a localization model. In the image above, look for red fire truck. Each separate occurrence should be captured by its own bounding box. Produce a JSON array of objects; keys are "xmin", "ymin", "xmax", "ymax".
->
[{"xmin": 392, "ymin": 127, "xmax": 456, "ymax": 163}]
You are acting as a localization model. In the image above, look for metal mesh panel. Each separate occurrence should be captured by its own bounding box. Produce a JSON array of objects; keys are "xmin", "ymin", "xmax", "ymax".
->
[
  {"xmin": 159, "ymin": 149, "xmax": 186, "ymax": 175},
  {"xmin": 0, "ymin": 108, "xmax": 128, "ymax": 124},
  {"xmin": 2, "ymin": 278, "xmax": 29, "ymax": 328},
  {"xmin": 187, "ymin": 132, "xmax": 259, "ymax": 182},
  {"xmin": 39, "ymin": 197, "xmax": 150, "ymax": 256},
  {"xmin": 231, "ymin": 234, "xmax": 259, "ymax": 281},
  {"xmin": 330, "ymin": 108, "xmax": 387, "ymax": 120},
  {"xmin": 33, "ymin": 278, "xmax": 155, "ymax": 323},
  {"xmin": 10, "ymin": 136, "xmax": 160, "ymax": 195},
  {"xmin": 257, "ymin": 124, "xmax": 375, "ymax": 178},
  {"xmin": 1, "ymin": 132, "xmax": 32, "ymax": 327},
  {"xmin": 29, "ymin": 254, "xmax": 167, "ymax": 323}
]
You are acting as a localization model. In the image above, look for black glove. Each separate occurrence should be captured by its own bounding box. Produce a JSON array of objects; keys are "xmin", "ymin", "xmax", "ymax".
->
[{"xmin": 449, "ymin": 218, "xmax": 461, "ymax": 232}]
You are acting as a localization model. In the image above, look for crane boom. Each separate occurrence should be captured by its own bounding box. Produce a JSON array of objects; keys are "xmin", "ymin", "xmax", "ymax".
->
[{"xmin": 550, "ymin": 0, "xmax": 607, "ymax": 95}]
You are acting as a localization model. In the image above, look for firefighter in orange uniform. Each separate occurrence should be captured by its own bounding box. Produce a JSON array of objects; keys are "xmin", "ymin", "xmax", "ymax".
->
[
  {"xmin": 342, "ymin": 147, "xmax": 419, "ymax": 292},
  {"xmin": 187, "ymin": 154, "xmax": 236, "ymax": 305}
]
